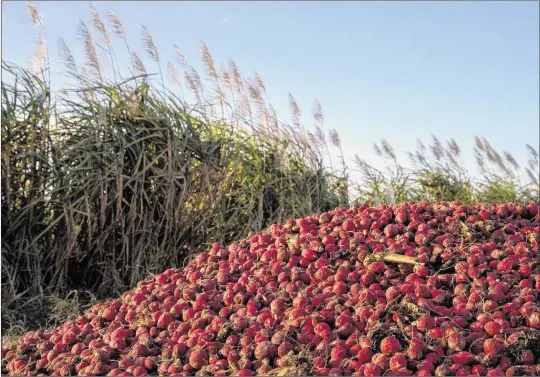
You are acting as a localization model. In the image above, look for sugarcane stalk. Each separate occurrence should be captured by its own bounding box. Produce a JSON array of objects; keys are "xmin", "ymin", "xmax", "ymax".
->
[{"xmin": 364, "ymin": 252, "xmax": 423, "ymax": 266}]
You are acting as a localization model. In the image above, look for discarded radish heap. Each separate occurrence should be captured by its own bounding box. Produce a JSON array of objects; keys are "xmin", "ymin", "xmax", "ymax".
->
[{"xmin": 3, "ymin": 202, "xmax": 540, "ymax": 376}]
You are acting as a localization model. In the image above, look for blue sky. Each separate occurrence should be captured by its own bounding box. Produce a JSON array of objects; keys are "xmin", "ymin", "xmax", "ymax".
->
[{"xmin": 2, "ymin": 1, "xmax": 539, "ymax": 178}]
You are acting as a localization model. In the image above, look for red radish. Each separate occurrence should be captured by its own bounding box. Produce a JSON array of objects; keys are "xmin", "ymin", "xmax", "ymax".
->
[
  {"xmin": 380, "ymin": 336, "xmax": 401, "ymax": 354},
  {"xmin": 357, "ymin": 348, "xmax": 373, "ymax": 365},
  {"xmin": 518, "ymin": 349, "xmax": 535, "ymax": 365},
  {"xmin": 447, "ymin": 332, "xmax": 467, "ymax": 351},
  {"xmin": 371, "ymin": 353, "xmax": 389, "ymax": 370},
  {"xmin": 416, "ymin": 314, "xmax": 435, "ymax": 331},
  {"xmin": 451, "ymin": 351, "xmax": 476, "ymax": 365},
  {"xmin": 254, "ymin": 341, "xmax": 277, "ymax": 360},
  {"xmin": 389, "ymin": 353, "xmax": 407, "ymax": 371},
  {"xmin": 484, "ymin": 321, "xmax": 503, "ymax": 336},
  {"xmin": 483, "ymin": 338, "xmax": 502, "ymax": 354},
  {"xmin": 363, "ymin": 363, "xmax": 382, "ymax": 377},
  {"xmin": 4, "ymin": 202, "xmax": 540, "ymax": 377},
  {"xmin": 486, "ymin": 368, "xmax": 505, "ymax": 376},
  {"xmin": 188, "ymin": 349, "xmax": 208, "ymax": 369}
]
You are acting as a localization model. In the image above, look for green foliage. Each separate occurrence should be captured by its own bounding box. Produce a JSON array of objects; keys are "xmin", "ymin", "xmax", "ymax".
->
[
  {"xmin": 477, "ymin": 180, "xmax": 518, "ymax": 204},
  {"xmin": 355, "ymin": 136, "xmax": 539, "ymax": 207}
]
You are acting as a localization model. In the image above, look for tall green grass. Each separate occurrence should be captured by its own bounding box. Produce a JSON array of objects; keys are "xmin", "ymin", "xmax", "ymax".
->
[{"xmin": 1, "ymin": 3, "xmax": 538, "ymax": 330}]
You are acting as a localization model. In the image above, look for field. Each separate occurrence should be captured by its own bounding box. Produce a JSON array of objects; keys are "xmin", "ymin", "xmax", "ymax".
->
[{"xmin": 1, "ymin": 4, "xmax": 539, "ymax": 374}]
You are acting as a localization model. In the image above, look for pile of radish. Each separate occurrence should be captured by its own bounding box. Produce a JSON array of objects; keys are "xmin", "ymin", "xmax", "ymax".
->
[{"xmin": 2, "ymin": 201, "xmax": 539, "ymax": 376}]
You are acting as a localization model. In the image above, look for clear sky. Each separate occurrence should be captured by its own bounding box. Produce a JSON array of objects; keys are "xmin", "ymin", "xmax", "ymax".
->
[{"xmin": 2, "ymin": 1, "xmax": 539, "ymax": 177}]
